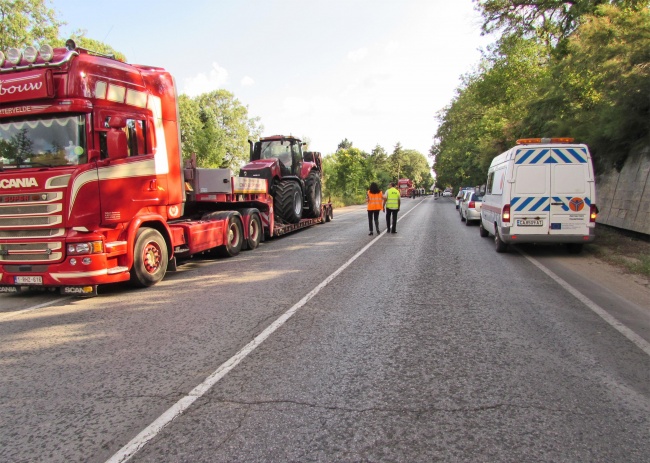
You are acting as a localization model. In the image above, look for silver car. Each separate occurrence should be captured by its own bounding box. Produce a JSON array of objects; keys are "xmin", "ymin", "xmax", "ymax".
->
[{"xmin": 460, "ymin": 191, "xmax": 483, "ymax": 225}]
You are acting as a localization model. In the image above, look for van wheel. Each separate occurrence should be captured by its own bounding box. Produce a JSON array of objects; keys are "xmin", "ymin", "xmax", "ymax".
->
[
  {"xmin": 495, "ymin": 229, "xmax": 508, "ymax": 253},
  {"xmin": 479, "ymin": 221, "xmax": 489, "ymax": 237},
  {"xmin": 567, "ymin": 243, "xmax": 583, "ymax": 254}
]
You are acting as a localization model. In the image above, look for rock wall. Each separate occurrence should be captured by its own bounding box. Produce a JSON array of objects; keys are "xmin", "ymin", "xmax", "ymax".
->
[{"xmin": 596, "ymin": 146, "xmax": 650, "ymax": 236}]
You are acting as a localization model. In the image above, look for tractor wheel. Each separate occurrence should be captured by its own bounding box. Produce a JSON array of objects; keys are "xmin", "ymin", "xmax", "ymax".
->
[
  {"xmin": 130, "ymin": 228, "xmax": 168, "ymax": 287},
  {"xmin": 274, "ymin": 181, "xmax": 303, "ymax": 223},
  {"xmin": 216, "ymin": 214, "xmax": 244, "ymax": 257},
  {"xmin": 304, "ymin": 171, "xmax": 322, "ymax": 218}
]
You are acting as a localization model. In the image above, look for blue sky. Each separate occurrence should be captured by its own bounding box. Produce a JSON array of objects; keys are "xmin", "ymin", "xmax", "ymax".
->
[{"xmin": 53, "ymin": 0, "xmax": 492, "ymax": 157}]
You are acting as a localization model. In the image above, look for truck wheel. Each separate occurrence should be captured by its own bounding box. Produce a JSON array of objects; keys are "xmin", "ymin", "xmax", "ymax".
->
[
  {"xmin": 131, "ymin": 228, "xmax": 168, "ymax": 287},
  {"xmin": 216, "ymin": 214, "xmax": 244, "ymax": 257},
  {"xmin": 479, "ymin": 220, "xmax": 489, "ymax": 237},
  {"xmin": 304, "ymin": 171, "xmax": 322, "ymax": 218},
  {"xmin": 246, "ymin": 213, "xmax": 262, "ymax": 250},
  {"xmin": 274, "ymin": 181, "xmax": 303, "ymax": 223},
  {"xmin": 495, "ymin": 228, "xmax": 508, "ymax": 253}
]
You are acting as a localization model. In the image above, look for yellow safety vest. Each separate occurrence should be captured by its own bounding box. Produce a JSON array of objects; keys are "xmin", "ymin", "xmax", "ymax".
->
[
  {"xmin": 385, "ymin": 188, "xmax": 400, "ymax": 209},
  {"xmin": 367, "ymin": 191, "xmax": 383, "ymax": 211}
]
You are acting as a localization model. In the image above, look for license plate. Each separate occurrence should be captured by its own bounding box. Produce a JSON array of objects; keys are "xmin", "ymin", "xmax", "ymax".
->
[
  {"xmin": 516, "ymin": 219, "xmax": 543, "ymax": 226},
  {"xmin": 15, "ymin": 276, "xmax": 42, "ymax": 285}
]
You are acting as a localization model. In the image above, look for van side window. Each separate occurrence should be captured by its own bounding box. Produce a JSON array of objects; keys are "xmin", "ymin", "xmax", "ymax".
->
[
  {"xmin": 489, "ymin": 167, "xmax": 506, "ymax": 195},
  {"xmin": 98, "ymin": 117, "xmax": 147, "ymax": 159}
]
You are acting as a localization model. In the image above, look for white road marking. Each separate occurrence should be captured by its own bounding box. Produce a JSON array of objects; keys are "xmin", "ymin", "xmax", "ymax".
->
[
  {"xmin": 520, "ymin": 250, "xmax": 650, "ymax": 357},
  {"xmin": 106, "ymin": 204, "xmax": 422, "ymax": 463},
  {"xmin": 0, "ymin": 296, "xmax": 71, "ymax": 321}
]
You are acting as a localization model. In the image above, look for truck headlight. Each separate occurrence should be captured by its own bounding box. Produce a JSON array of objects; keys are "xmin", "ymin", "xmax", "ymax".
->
[{"xmin": 67, "ymin": 241, "xmax": 104, "ymax": 255}]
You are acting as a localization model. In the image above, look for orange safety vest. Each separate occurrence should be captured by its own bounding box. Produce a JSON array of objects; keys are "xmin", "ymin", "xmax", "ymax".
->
[{"xmin": 367, "ymin": 191, "xmax": 383, "ymax": 211}]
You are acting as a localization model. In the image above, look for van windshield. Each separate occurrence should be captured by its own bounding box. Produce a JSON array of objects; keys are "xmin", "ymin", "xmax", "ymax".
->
[{"xmin": 0, "ymin": 115, "xmax": 87, "ymax": 168}]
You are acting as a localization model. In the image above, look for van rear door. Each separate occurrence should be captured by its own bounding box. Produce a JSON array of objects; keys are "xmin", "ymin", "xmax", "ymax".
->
[
  {"xmin": 548, "ymin": 146, "xmax": 592, "ymax": 236},
  {"xmin": 510, "ymin": 153, "xmax": 550, "ymax": 236}
]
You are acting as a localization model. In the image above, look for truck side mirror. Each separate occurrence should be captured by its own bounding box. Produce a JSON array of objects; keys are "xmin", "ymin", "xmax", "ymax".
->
[{"xmin": 87, "ymin": 149, "xmax": 100, "ymax": 162}]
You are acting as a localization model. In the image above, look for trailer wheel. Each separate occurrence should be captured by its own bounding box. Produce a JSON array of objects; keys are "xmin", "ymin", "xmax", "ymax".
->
[
  {"xmin": 479, "ymin": 220, "xmax": 489, "ymax": 237},
  {"xmin": 216, "ymin": 215, "xmax": 243, "ymax": 257},
  {"xmin": 304, "ymin": 171, "xmax": 322, "ymax": 218},
  {"xmin": 131, "ymin": 228, "xmax": 168, "ymax": 287},
  {"xmin": 325, "ymin": 206, "xmax": 333, "ymax": 222},
  {"xmin": 495, "ymin": 228, "xmax": 508, "ymax": 253},
  {"xmin": 274, "ymin": 180, "xmax": 303, "ymax": 223},
  {"xmin": 246, "ymin": 213, "xmax": 262, "ymax": 250}
]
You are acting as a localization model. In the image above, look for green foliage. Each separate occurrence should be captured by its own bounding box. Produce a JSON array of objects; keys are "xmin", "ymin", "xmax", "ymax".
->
[
  {"xmin": 322, "ymin": 140, "xmax": 432, "ymax": 206},
  {"xmin": 178, "ymin": 90, "xmax": 263, "ymax": 170},
  {"xmin": 0, "ymin": 0, "xmax": 61, "ymax": 50},
  {"xmin": 53, "ymin": 34, "xmax": 127, "ymax": 62},
  {"xmin": 435, "ymin": 3, "xmax": 650, "ymax": 187}
]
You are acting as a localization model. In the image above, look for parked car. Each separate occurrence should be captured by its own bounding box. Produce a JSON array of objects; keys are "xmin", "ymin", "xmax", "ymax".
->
[
  {"xmin": 455, "ymin": 187, "xmax": 473, "ymax": 209},
  {"xmin": 460, "ymin": 191, "xmax": 483, "ymax": 225}
]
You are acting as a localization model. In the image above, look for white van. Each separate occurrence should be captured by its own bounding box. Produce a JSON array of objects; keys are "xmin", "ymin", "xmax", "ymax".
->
[{"xmin": 479, "ymin": 138, "xmax": 597, "ymax": 253}]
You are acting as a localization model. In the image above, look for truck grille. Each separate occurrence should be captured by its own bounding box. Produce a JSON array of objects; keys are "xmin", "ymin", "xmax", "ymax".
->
[{"xmin": 0, "ymin": 191, "xmax": 65, "ymax": 263}]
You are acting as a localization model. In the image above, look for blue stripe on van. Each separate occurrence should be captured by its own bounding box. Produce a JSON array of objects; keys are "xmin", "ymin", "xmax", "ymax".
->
[
  {"xmin": 515, "ymin": 196, "xmax": 535, "ymax": 211},
  {"xmin": 566, "ymin": 148, "xmax": 587, "ymax": 163},
  {"xmin": 552, "ymin": 149, "xmax": 571, "ymax": 163},
  {"xmin": 515, "ymin": 149, "xmax": 535, "ymax": 164},
  {"xmin": 531, "ymin": 149, "xmax": 549, "ymax": 164},
  {"xmin": 530, "ymin": 197, "xmax": 548, "ymax": 211}
]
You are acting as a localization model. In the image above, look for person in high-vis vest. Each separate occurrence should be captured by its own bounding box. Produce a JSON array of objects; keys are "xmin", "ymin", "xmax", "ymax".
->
[
  {"xmin": 366, "ymin": 182, "xmax": 383, "ymax": 236},
  {"xmin": 383, "ymin": 182, "xmax": 401, "ymax": 233}
]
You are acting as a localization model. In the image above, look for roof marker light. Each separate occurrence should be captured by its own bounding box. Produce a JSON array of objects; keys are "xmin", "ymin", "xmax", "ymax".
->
[
  {"xmin": 516, "ymin": 137, "xmax": 575, "ymax": 145},
  {"xmin": 0, "ymin": 51, "xmax": 4, "ymax": 67},
  {"xmin": 40, "ymin": 44, "xmax": 54, "ymax": 62},
  {"xmin": 24, "ymin": 46, "xmax": 38, "ymax": 63},
  {"xmin": 6, "ymin": 47, "xmax": 21, "ymax": 65}
]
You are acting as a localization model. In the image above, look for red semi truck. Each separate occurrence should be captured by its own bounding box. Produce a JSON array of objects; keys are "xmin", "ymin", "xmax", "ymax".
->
[
  {"xmin": 397, "ymin": 178, "xmax": 413, "ymax": 197},
  {"xmin": 0, "ymin": 42, "xmax": 332, "ymax": 296}
]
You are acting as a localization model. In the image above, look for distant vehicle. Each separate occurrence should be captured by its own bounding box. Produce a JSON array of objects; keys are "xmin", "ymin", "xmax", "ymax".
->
[
  {"xmin": 397, "ymin": 178, "xmax": 414, "ymax": 197},
  {"xmin": 479, "ymin": 138, "xmax": 597, "ymax": 253},
  {"xmin": 460, "ymin": 191, "xmax": 483, "ymax": 225},
  {"xmin": 443, "ymin": 190, "xmax": 452, "ymax": 197}
]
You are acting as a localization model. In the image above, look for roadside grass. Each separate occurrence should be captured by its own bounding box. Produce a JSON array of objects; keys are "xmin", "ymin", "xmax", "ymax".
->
[{"xmin": 585, "ymin": 225, "xmax": 650, "ymax": 278}]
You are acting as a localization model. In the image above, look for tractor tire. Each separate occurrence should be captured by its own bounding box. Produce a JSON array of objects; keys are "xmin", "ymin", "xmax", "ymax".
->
[
  {"xmin": 304, "ymin": 171, "xmax": 322, "ymax": 218},
  {"xmin": 130, "ymin": 228, "xmax": 168, "ymax": 287},
  {"xmin": 274, "ymin": 180, "xmax": 303, "ymax": 223}
]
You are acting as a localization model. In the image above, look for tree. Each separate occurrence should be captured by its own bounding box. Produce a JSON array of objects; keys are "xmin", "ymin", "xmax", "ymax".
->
[
  {"xmin": 0, "ymin": 0, "xmax": 62, "ymax": 50},
  {"xmin": 182, "ymin": 90, "xmax": 262, "ymax": 169},
  {"xmin": 53, "ymin": 33, "xmax": 127, "ymax": 62},
  {"xmin": 474, "ymin": 0, "xmax": 647, "ymax": 45}
]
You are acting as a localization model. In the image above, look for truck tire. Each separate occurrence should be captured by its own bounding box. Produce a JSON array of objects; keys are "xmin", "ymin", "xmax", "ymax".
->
[
  {"xmin": 130, "ymin": 228, "xmax": 168, "ymax": 287},
  {"xmin": 325, "ymin": 206, "xmax": 333, "ymax": 222},
  {"xmin": 304, "ymin": 171, "xmax": 322, "ymax": 218},
  {"xmin": 274, "ymin": 180, "xmax": 303, "ymax": 223},
  {"xmin": 244, "ymin": 211, "xmax": 262, "ymax": 250},
  {"xmin": 216, "ymin": 214, "xmax": 244, "ymax": 257},
  {"xmin": 495, "ymin": 228, "xmax": 508, "ymax": 253}
]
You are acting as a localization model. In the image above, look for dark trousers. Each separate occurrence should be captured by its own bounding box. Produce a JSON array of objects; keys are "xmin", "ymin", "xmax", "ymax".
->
[
  {"xmin": 386, "ymin": 208, "xmax": 398, "ymax": 232},
  {"xmin": 367, "ymin": 210, "xmax": 380, "ymax": 232}
]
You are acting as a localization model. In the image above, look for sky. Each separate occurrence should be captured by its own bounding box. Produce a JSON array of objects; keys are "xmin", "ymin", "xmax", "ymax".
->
[{"xmin": 53, "ymin": 0, "xmax": 493, "ymax": 159}]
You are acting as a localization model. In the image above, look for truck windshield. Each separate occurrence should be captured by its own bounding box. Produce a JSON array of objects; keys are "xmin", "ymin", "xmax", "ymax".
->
[{"xmin": 0, "ymin": 115, "xmax": 86, "ymax": 168}]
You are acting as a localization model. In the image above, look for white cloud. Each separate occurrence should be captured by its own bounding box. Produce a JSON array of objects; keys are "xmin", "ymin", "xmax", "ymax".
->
[
  {"xmin": 182, "ymin": 62, "xmax": 229, "ymax": 97},
  {"xmin": 347, "ymin": 47, "xmax": 368, "ymax": 62},
  {"xmin": 241, "ymin": 76, "xmax": 255, "ymax": 87}
]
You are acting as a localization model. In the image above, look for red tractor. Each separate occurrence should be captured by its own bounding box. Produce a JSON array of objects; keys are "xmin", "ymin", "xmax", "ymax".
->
[{"xmin": 240, "ymin": 135, "xmax": 323, "ymax": 223}]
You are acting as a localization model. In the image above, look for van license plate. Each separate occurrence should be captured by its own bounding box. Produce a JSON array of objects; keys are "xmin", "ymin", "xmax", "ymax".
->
[
  {"xmin": 15, "ymin": 276, "xmax": 42, "ymax": 285},
  {"xmin": 516, "ymin": 219, "xmax": 543, "ymax": 226}
]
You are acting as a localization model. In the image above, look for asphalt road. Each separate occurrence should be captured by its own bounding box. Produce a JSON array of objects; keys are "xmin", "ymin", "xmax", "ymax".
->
[{"xmin": 1, "ymin": 196, "xmax": 649, "ymax": 462}]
